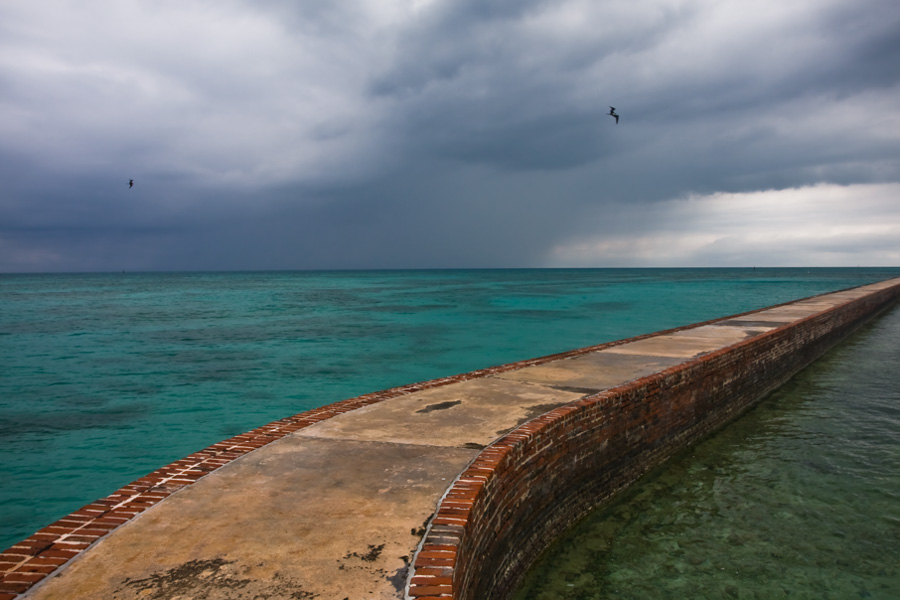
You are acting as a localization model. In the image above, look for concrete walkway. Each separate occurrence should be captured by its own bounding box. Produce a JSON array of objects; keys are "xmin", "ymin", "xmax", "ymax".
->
[{"xmin": 17, "ymin": 279, "xmax": 900, "ymax": 600}]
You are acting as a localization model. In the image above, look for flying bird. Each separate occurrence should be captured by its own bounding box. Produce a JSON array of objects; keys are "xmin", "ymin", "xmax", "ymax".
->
[
  {"xmin": 608, "ymin": 106, "xmax": 619, "ymax": 124},
  {"xmin": 129, "ymin": 179, "xmax": 134, "ymax": 189}
]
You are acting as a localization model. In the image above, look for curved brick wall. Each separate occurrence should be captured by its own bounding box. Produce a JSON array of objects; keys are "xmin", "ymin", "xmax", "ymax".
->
[
  {"xmin": 407, "ymin": 282, "xmax": 900, "ymax": 600},
  {"xmin": 0, "ymin": 301, "xmax": 788, "ymax": 599},
  {"xmin": 4, "ymin": 282, "xmax": 898, "ymax": 600}
]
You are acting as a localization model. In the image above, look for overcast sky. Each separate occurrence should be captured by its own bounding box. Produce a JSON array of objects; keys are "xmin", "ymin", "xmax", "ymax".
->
[{"xmin": 2, "ymin": 0, "xmax": 899, "ymax": 272}]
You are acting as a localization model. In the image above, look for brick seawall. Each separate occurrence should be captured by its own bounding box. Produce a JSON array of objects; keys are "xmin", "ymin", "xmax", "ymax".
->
[
  {"xmin": 3, "ymin": 277, "xmax": 899, "ymax": 600},
  {"xmin": 408, "ymin": 278, "xmax": 900, "ymax": 600}
]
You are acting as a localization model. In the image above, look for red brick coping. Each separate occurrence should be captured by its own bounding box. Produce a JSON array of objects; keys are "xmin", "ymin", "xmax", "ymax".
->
[
  {"xmin": 406, "ymin": 280, "xmax": 900, "ymax": 600},
  {"xmin": 1, "ymin": 283, "xmax": 895, "ymax": 599}
]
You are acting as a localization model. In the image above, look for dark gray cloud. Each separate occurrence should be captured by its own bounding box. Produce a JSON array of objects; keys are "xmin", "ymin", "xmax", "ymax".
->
[{"xmin": 1, "ymin": 0, "xmax": 898, "ymax": 272}]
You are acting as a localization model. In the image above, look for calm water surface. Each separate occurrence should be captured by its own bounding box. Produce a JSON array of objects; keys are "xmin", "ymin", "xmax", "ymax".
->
[
  {"xmin": 1, "ymin": 268, "xmax": 897, "ymax": 551},
  {"xmin": 514, "ymin": 302, "xmax": 900, "ymax": 600}
]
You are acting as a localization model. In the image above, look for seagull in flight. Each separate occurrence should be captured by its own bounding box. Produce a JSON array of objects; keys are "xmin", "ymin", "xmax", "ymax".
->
[
  {"xmin": 608, "ymin": 106, "xmax": 619, "ymax": 124},
  {"xmin": 129, "ymin": 179, "xmax": 134, "ymax": 189}
]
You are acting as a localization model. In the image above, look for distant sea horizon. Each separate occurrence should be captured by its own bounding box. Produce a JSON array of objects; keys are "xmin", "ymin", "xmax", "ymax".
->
[
  {"xmin": 2, "ymin": 267, "xmax": 898, "ymax": 550},
  {"xmin": 3, "ymin": 265, "xmax": 897, "ymax": 274}
]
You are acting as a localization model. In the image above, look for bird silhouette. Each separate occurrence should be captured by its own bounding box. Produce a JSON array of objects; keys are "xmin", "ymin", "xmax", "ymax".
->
[
  {"xmin": 608, "ymin": 106, "xmax": 619, "ymax": 124},
  {"xmin": 129, "ymin": 179, "xmax": 134, "ymax": 189}
]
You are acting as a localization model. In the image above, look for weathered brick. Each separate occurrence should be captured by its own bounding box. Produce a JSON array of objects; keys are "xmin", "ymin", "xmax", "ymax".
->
[{"xmin": 407, "ymin": 281, "xmax": 900, "ymax": 600}]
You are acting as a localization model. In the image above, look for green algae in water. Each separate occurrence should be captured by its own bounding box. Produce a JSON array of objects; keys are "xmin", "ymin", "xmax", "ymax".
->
[{"xmin": 513, "ymin": 305, "xmax": 900, "ymax": 600}]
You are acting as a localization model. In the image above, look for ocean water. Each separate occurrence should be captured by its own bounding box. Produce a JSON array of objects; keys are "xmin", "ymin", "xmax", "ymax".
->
[
  {"xmin": 513, "ymin": 295, "xmax": 900, "ymax": 599},
  {"xmin": 1, "ymin": 268, "xmax": 897, "ymax": 552}
]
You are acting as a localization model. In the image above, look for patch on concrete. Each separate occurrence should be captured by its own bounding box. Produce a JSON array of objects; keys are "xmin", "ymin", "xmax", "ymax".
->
[
  {"xmin": 298, "ymin": 378, "xmax": 581, "ymax": 447},
  {"xmin": 462, "ymin": 441, "xmax": 486, "ymax": 449},
  {"xmin": 499, "ymin": 401, "xmax": 569, "ymax": 434},
  {"xmin": 548, "ymin": 384, "xmax": 601, "ymax": 395},
  {"xmin": 116, "ymin": 557, "xmax": 319, "ymax": 599},
  {"xmin": 714, "ymin": 319, "xmax": 785, "ymax": 328},
  {"xmin": 494, "ymin": 351, "xmax": 683, "ymax": 392},
  {"xmin": 416, "ymin": 400, "xmax": 462, "ymax": 413}
]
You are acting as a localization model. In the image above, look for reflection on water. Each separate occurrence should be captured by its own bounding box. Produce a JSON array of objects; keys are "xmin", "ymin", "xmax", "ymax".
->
[{"xmin": 514, "ymin": 305, "xmax": 900, "ymax": 600}]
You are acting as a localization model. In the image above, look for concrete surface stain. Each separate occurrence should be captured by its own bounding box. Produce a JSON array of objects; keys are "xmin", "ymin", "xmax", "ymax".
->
[
  {"xmin": 416, "ymin": 400, "xmax": 462, "ymax": 413},
  {"xmin": 548, "ymin": 385, "xmax": 601, "ymax": 395},
  {"xmin": 499, "ymin": 402, "xmax": 569, "ymax": 434},
  {"xmin": 117, "ymin": 558, "xmax": 251, "ymax": 599},
  {"xmin": 716, "ymin": 320, "xmax": 786, "ymax": 328},
  {"xmin": 116, "ymin": 558, "xmax": 320, "ymax": 600},
  {"xmin": 344, "ymin": 544, "xmax": 385, "ymax": 562},
  {"xmin": 387, "ymin": 555, "xmax": 410, "ymax": 593}
]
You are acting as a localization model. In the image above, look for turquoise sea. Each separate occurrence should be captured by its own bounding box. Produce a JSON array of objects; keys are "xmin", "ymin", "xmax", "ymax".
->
[{"xmin": 1, "ymin": 268, "xmax": 898, "ymax": 555}]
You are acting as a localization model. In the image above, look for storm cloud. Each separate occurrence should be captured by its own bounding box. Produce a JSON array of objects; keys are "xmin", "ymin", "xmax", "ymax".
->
[{"xmin": 1, "ymin": 0, "xmax": 898, "ymax": 271}]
